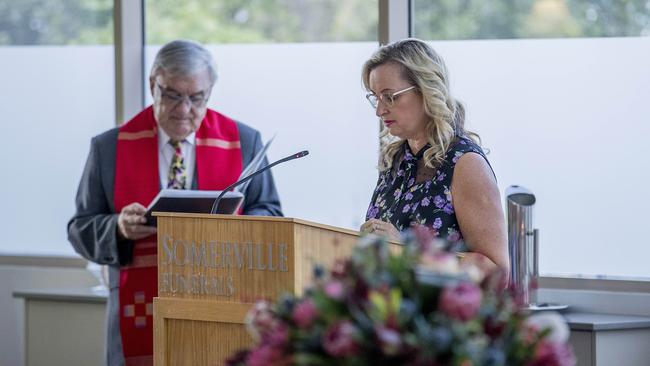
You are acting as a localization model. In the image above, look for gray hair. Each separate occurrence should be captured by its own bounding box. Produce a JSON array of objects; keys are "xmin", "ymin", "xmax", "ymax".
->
[{"xmin": 150, "ymin": 39, "xmax": 217, "ymax": 85}]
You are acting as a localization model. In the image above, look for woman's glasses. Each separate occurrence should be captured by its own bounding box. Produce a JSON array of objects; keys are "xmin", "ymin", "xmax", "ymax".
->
[{"xmin": 365, "ymin": 85, "xmax": 416, "ymax": 109}]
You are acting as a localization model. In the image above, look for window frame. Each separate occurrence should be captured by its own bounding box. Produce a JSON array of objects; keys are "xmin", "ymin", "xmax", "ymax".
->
[{"xmin": 113, "ymin": 0, "xmax": 650, "ymax": 291}]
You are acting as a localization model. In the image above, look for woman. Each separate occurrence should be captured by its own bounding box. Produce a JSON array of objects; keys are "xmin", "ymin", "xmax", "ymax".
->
[{"xmin": 360, "ymin": 39, "xmax": 508, "ymax": 274}]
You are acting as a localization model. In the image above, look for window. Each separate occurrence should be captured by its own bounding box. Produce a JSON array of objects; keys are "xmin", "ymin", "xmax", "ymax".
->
[
  {"xmin": 0, "ymin": 0, "xmax": 115, "ymax": 255},
  {"xmin": 146, "ymin": 0, "xmax": 377, "ymax": 44},
  {"xmin": 414, "ymin": 0, "xmax": 650, "ymax": 40},
  {"xmin": 413, "ymin": 0, "xmax": 650, "ymax": 278},
  {"xmin": 144, "ymin": 0, "xmax": 380, "ymax": 230}
]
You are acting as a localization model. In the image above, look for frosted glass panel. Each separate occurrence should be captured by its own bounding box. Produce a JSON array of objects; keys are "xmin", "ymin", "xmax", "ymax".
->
[
  {"xmin": 145, "ymin": 43, "xmax": 380, "ymax": 231},
  {"xmin": 430, "ymin": 37, "xmax": 650, "ymax": 278},
  {"xmin": 0, "ymin": 46, "xmax": 115, "ymax": 255}
]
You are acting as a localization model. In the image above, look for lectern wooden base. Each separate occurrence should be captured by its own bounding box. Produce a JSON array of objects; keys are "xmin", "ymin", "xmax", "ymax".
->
[
  {"xmin": 153, "ymin": 213, "xmax": 396, "ymax": 366},
  {"xmin": 154, "ymin": 298, "xmax": 250, "ymax": 365}
]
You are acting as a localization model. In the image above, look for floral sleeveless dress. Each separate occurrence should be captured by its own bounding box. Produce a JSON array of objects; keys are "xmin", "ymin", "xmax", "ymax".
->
[{"xmin": 365, "ymin": 136, "xmax": 490, "ymax": 244}]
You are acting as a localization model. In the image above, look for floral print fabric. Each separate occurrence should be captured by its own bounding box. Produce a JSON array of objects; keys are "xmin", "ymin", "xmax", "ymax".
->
[{"xmin": 366, "ymin": 136, "xmax": 489, "ymax": 243}]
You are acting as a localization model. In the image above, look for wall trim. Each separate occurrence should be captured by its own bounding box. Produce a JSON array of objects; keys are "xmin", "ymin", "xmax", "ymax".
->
[
  {"xmin": 541, "ymin": 276, "xmax": 650, "ymax": 293},
  {"xmin": 0, "ymin": 255, "xmax": 86, "ymax": 268}
]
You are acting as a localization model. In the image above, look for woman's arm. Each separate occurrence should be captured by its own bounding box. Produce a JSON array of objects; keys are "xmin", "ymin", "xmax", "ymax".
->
[{"xmin": 451, "ymin": 153, "xmax": 509, "ymax": 275}]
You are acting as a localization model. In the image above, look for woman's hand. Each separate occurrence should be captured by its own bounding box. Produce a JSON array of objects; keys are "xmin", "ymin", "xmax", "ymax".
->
[{"xmin": 360, "ymin": 218, "xmax": 400, "ymax": 241}]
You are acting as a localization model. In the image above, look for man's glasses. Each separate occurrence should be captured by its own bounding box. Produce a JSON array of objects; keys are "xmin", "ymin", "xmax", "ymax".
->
[
  {"xmin": 156, "ymin": 83, "xmax": 210, "ymax": 109},
  {"xmin": 365, "ymin": 85, "xmax": 416, "ymax": 109}
]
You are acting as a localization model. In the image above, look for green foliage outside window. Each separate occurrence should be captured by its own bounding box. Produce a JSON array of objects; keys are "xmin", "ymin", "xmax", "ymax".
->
[
  {"xmin": 0, "ymin": 0, "xmax": 113, "ymax": 45},
  {"xmin": 0, "ymin": 0, "xmax": 377, "ymax": 45},
  {"xmin": 1, "ymin": 0, "xmax": 648, "ymax": 45},
  {"xmin": 414, "ymin": 0, "xmax": 650, "ymax": 40},
  {"xmin": 146, "ymin": 0, "xmax": 377, "ymax": 44}
]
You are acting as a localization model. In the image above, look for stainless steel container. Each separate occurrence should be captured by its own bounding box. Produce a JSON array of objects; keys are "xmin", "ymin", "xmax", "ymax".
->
[{"xmin": 506, "ymin": 185, "xmax": 539, "ymax": 307}]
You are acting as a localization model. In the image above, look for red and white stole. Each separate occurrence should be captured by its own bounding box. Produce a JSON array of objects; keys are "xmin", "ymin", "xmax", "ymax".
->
[{"xmin": 114, "ymin": 106, "xmax": 242, "ymax": 365}]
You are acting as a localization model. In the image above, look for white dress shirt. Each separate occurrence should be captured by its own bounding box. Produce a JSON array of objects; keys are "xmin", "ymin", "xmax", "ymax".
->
[{"xmin": 157, "ymin": 128, "xmax": 196, "ymax": 189}]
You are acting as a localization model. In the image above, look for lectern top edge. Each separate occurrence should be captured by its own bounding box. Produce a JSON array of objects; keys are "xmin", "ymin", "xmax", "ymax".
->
[{"xmin": 151, "ymin": 212, "xmax": 363, "ymax": 237}]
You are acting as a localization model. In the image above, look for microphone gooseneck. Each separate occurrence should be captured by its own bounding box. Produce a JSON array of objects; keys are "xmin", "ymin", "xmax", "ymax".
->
[{"xmin": 209, "ymin": 150, "xmax": 309, "ymax": 214}]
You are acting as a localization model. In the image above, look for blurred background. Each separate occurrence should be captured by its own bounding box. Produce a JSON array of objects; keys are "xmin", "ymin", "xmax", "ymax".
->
[{"xmin": 1, "ymin": 1, "xmax": 650, "ymax": 365}]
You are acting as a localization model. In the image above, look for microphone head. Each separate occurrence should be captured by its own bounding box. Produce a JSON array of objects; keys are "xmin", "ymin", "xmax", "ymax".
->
[{"xmin": 295, "ymin": 150, "xmax": 309, "ymax": 158}]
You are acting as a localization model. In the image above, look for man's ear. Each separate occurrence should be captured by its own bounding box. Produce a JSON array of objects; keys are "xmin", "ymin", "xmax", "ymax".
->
[{"xmin": 149, "ymin": 75, "xmax": 156, "ymax": 97}]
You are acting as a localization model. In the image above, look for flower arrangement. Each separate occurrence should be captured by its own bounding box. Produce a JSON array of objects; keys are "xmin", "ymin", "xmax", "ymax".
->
[{"xmin": 226, "ymin": 228, "xmax": 575, "ymax": 366}]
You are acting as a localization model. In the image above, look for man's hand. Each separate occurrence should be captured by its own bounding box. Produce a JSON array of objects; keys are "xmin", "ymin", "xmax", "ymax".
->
[
  {"xmin": 117, "ymin": 202, "xmax": 157, "ymax": 240},
  {"xmin": 360, "ymin": 218, "xmax": 400, "ymax": 241}
]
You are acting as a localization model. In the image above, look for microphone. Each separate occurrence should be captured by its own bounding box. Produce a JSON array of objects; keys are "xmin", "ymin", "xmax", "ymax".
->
[{"xmin": 209, "ymin": 150, "xmax": 309, "ymax": 214}]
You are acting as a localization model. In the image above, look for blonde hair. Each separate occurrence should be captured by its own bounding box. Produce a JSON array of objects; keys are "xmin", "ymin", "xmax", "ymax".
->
[{"xmin": 362, "ymin": 38, "xmax": 480, "ymax": 171}]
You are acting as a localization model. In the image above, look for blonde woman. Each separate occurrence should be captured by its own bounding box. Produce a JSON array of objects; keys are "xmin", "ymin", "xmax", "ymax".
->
[{"xmin": 360, "ymin": 39, "xmax": 508, "ymax": 274}]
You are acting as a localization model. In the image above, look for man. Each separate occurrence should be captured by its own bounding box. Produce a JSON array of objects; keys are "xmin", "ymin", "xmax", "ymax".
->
[{"xmin": 68, "ymin": 40, "xmax": 282, "ymax": 366}]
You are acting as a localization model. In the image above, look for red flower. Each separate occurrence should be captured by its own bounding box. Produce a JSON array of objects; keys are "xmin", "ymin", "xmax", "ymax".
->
[
  {"xmin": 322, "ymin": 320, "xmax": 360, "ymax": 357},
  {"xmin": 292, "ymin": 299, "xmax": 318, "ymax": 329},
  {"xmin": 528, "ymin": 341, "xmax": 576, "ymax": 366},
  {"xmin": 439, "ymin": 282, "xmax": 482, "ymax": 321},
  {"xmin": 330, "ymin": 259, "xmax": 349, "ymax": 279},
  {"xmin": 483, "ymin": 315, "xmax": 506, "ymax": 339}
]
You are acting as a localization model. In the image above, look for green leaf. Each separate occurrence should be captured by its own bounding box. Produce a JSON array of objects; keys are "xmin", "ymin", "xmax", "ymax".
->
[
  {"xmin": 369, "ymin": 290, "xmax": 388, "ymax": 320},
  {"xmin": 293, "ymin": 353, "xmax": 332, "ymax": 366}
]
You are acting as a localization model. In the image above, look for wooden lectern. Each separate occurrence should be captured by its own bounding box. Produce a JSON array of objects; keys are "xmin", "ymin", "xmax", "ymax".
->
[{"xmin": 153, "ymin": 213, "xmax": 386, "ymax": 366}]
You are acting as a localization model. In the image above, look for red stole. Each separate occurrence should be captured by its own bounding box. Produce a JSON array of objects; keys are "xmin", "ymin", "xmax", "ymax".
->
[{"xmin": 114, "ymin": 106, "xmax": 242, "ymax": 365}]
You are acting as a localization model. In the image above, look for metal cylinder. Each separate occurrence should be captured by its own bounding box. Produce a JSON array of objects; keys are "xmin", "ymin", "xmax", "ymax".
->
[{"xmin": 506, "ymin": 185, "xmax": 538, "ymax": 307}]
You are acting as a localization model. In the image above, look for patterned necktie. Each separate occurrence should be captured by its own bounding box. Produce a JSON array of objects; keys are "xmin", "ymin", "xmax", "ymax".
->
[{"xmin": 167, "ymin": 140, "xmax": 187, "ymax": 189}]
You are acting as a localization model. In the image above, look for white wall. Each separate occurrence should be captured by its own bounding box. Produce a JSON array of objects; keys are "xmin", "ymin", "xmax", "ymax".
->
[
  {"xmin": 0, "ymin": 46, "xmax": 115, "ymax": 256},
  {"xmin": 432, "ymin": 37, "xmax": 650, "ymax": 277}
]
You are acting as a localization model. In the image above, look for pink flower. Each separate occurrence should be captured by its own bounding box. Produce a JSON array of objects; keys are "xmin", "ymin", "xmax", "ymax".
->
[
  {"xmin": 375, "ymin": 326, "xmax": 402, "ymax": 356},
  {"xmin": 246, "ymin": 344, "xmax": 289, "ymax": 366},
  {"xmin": 292, "ymin": 299, "xmax": 318, "ymax": 329},
  {"xmin": 528, "ymin": 341, "xmax": 576, "ymax": 366},
  {"xmin": 322, "ymin": 321, "xmax": 360, "ymax": 357},
  {"xmin": 412, "ymin": 224, "xmax": 437, "ymax": 253},
  {"xmin": 324, "ymin": 280, "xmax": 345, "ymax": 300},
  {"xmin": 439, "ymin": 282, "xmax": 482, "ymax": 321},
  {"xmin": 267, "ymin": 322, "xmax": 290, "ymax": 347}
]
